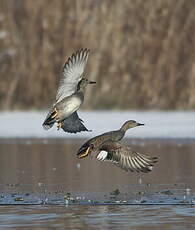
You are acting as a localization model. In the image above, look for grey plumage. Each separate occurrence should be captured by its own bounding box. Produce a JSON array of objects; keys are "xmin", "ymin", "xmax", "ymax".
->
[
  {"xmin": 77, "ymin": 120, "xmax": 144, "ymax": 156},
  {"xmin": 61, "ymin": 112, "xmax": 90, "ymax": 133},
  {"xmin": 77, "ymin": 120, "xmax": 157, "ymax": 173},
  {"xmin": 42, "ymin": 49, "xmax": 96, "ymax": 133},
  {"xmin": 56, "ymin": 49, "xmax": 90, "ymax": 102}
]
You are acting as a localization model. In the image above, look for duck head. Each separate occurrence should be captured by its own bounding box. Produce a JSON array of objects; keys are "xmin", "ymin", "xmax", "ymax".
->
[
  {"xmin": 120, "ymin": 120, "xmax": 144, "ymax": 132},
  {"xmin": 77, "ymin": 78, "xmax": 96, "ymax": 91}
]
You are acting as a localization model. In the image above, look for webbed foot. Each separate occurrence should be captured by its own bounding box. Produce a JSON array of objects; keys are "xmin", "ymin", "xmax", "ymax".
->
[{"xmin": 57, "ymin": 121, "xmax": 62, "ymax": 130}]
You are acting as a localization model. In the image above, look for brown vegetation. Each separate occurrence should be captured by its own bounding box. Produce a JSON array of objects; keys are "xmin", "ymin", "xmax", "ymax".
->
[{"xmin": 0, "ymin": 0, "xmax": 195, "ymax": 110}]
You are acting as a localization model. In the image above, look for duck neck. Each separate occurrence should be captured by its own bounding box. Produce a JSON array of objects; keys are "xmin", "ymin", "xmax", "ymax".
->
[
  {"xmin": 117, "ymin": 129, "xmax": 126, "ymax": 140},
  {"xmin": 76, "ymin": 91, "xmax": 84, "ymax": 101},
  {"xmin": 120, "ymin": 123, "xmax": 130, "ymax": 132},
  {"xmin": 78, "ymin": 86, "xmax": 86, "ymax": 94}
]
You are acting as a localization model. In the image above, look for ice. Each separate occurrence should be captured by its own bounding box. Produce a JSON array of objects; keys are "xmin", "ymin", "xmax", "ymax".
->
[{"xmin": 1, "ymin": 110, "xmax": 195, "ymax": 138}]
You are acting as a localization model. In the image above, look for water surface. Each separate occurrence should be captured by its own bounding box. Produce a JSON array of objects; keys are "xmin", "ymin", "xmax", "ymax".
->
[
  {"xmin": 0, "ymin": 138, "xmax": 195, "ymax": 229},
  {"xmin": 1, "ymin": 205, "xmax": 195, "ymax": 230}
]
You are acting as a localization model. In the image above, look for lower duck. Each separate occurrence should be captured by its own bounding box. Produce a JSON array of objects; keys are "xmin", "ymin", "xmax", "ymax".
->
[{"xmin": 77, "ymin": 120, "xmax": 158, "ymax": 173}]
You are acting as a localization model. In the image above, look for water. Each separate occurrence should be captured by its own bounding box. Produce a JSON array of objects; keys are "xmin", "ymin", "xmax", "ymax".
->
[
  {"xmin": 0, "ymin": 138, "xmax": 195, "ymax": 229},
  {"xmin": 1, "ymin": 205, "xmax": 195, "ymax": 230}
]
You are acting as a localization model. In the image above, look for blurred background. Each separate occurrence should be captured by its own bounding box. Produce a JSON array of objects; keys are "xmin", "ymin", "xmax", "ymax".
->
[
  {"xmin": 1, "ymin": 2, "xmax": 195, "ymax": 225},
  {"xmin": 1, "ymin": 0, "xmax": 195, "ymax": 111}
]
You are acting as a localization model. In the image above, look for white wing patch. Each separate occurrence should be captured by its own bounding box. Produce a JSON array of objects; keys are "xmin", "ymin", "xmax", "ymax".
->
[
  {"xmin": 56, "ymin": 49, "xmax": 90, "ymax": 103},
  {"xmin": 97, "ymin": 151, "xmax": 108, "ymax": 161}
]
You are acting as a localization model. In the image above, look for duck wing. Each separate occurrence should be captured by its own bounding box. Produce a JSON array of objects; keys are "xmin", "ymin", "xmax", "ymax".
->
[
  {"xmin": 96, "ymin": 141, "xmax": 158, "ymax": 173},
  {"xmin": 61, "ymin": 112, "xmax": 90, "ymax": 133},
  {"xmin": 56, "ymin": 49, "xmax": 90, "ymax": 103}
]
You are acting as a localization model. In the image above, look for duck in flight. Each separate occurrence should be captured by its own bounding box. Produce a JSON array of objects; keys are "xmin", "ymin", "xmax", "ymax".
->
[
  {"xmin": 77, "ymin": 120, "xmax": 157, "ymax": 172},
  {"xmin": 42, "ymin": 49, "xmax": 96, "ymax": 133}
]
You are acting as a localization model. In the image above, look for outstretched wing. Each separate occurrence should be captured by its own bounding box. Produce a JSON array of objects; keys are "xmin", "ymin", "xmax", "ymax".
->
[
  {"xmin": 96, "ymin": 141, "xmax": 158, "ymax": 173},
  {"xmin": 56, "ymin": 49, "xmax": 90, "ymax": 103},
  {"xmin": 61, "ymin": 112, "xmax": 90, "ymax": 133}
]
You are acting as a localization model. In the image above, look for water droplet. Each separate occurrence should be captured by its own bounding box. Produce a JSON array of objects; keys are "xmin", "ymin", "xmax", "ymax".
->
[
  {"xmin": 76, "ymin": 163, "xmax": 81, "ymax": 169},
  {"xmin": 139, "ymin": 177, "xmax": 142, "ymax": 184}
]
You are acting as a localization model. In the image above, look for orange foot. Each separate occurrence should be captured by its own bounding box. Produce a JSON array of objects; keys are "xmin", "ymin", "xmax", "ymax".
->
[{"xmin": 57, "ymin": 121, "xmax": 62, "ymax": 130}]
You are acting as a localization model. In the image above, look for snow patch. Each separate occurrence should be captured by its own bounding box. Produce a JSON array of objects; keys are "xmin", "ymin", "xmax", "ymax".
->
[{"xmin": 1, "ymin": 110, "xmax": 195, "ymax": 138}]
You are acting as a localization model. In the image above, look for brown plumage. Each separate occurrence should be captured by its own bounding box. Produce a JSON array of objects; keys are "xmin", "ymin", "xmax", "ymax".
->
[
  {"xmin": 97, "ymin": 141, "xmax": 157, "ymax": 173},
  {"xmin": 77, "ymin": 120, "xmax": 157, "ymax": 173}
]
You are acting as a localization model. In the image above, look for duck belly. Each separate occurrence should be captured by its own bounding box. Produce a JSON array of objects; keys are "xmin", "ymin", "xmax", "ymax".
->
[{"xmin": 57, "ymin": 96, "xmax": 82, "ymax": 120}]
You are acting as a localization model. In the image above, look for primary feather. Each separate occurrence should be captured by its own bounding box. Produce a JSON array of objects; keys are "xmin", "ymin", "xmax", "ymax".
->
[
  {"xmin": 98, "ymin": 141, "xmax": 158, "ymax": 173},
  {"xmin": 56, "ymin": 48, "xmax": 90, "ymax": 103}
]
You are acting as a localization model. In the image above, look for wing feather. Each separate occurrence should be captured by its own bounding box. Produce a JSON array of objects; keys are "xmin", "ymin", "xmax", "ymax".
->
[
  {"xmin": 98, "ymin": 141, "xmax": 157, "ymax": 173},
  {"xmin": 56, "ymin": 49, "xmax": 90, "ymax": 103},
  {"xmin": 60, "ymin": 111, "xmax": 90, "ymax": 133}
]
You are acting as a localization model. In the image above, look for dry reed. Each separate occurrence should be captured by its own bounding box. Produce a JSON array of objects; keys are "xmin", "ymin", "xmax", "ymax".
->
[{"xmin": 0, "ymin": 0, "xmax": 195, "ymax": 110}]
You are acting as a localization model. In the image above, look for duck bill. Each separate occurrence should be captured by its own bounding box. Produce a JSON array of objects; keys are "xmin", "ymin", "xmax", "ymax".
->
[
  {"xmin": 137, "ymin": 123, "xmax": 145, "ymax": 126},
  {"xmin": 78, "ymin": 147, "xmax": 92, "ymax": 158},
  {"xmin": 89, "ymin": 81, "xmax": 96, "ymax": 84}
]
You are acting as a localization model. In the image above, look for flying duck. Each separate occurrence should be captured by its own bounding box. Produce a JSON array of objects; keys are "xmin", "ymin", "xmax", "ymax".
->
[
  {"xmin": 77, "ymin": 120, "xmax": 157, "ymax": 172},
  {"xmin": 42, "ymin": 49, "xmax": 96, "ymax": 133}
]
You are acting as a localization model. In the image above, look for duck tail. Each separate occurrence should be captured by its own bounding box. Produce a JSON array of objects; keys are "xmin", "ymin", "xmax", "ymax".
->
[
  {"xmin": 77, "ymin": 141, "xmax": 93, "ymax": 158},
  {"xmin": 42, "ymin": 119, "xmax": 55, "ymax": 130},
  {"xmin": 42, "ymin": 109, "xmax": 57, "ymax": 130}
]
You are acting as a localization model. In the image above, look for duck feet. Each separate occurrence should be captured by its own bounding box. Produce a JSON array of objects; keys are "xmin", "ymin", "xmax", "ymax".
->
[{"xmin": 57, "ymin": 121, "xmax": 62, "ymax": 130}]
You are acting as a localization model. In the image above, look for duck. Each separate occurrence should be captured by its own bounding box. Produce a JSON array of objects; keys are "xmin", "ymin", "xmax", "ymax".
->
[
  {"xmin": 42, "ymin": 49, "xmax": 96, "ymax": 133},
  {"xmin": 77, "ymin": 120, "xmax": 157, "ymax": 172}
]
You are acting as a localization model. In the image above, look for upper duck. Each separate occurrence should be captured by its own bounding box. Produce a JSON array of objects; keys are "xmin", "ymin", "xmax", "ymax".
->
[
  {"xmin": 77, "ymin": 120, "xmax": 157, "ymax": 173},
  {"xmin": 42, "ymin": 49, "xmax": 96, "ymax": 133}
]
